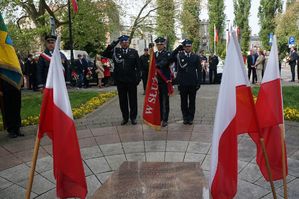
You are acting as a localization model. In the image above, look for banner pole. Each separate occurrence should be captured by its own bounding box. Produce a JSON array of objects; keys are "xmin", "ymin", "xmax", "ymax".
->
[
  {"xmin": 259, "ymin": 138, "xmax": 277, "ymax": 199},
  {"xmin": 25, "ymin": 134, "xmax": 41, "ymax": 199},
  {"xmin": 280, "ymin": 124, "xmax": 288, "ymax": 199}
]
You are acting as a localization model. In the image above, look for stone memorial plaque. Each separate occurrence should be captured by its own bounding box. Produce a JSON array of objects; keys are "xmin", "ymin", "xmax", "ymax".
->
[{"xmin": 93, "ymin": 161, "xmax": 209, "ymax": 199}]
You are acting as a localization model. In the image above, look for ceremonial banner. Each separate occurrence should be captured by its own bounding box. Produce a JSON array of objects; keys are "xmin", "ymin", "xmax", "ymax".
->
[
  {"xmin": 210, "ymin": 31, "xmax": 258, "ymax": 199},
  {"xmin": 250, "ymin": 35, "xmax": 288, "ymax": 181},
  {"xmin": 0, "ymin": 13, "xmax": 22, "ymax": 89},
  {"xmin": 38, "ymin": 38, "xmax": 87, "ymax": 198},
  {"xmin": 143, "ymin": 48, "xmax": 161, "ymax": 130}
]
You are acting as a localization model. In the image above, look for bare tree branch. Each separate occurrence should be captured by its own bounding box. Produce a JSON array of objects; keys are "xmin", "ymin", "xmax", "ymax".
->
[
  {"xmin": 137, "ymin": 6, "xmax": 162, "ymax": 25},
  {"xmin": 16, "ymin": 15, "xmax": 29, "ymax": 29}
]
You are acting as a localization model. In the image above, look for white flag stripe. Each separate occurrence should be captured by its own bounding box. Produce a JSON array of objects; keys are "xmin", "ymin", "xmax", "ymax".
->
[
  {"xmin": 46, "ymin": 37, "xmax": 73, "ymax": 119},
  {"xmin": 209, "ymin": 31, "xmax": 249, "ymax": 187},
  {"xmin": 262, "ymin": 36, "xmax": 280, "ymax": 83}
]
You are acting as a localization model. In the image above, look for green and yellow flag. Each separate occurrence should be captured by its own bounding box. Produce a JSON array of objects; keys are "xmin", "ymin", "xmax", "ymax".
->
[{"xmin": 0, "ymin": 13, "xmax": 22, "ymax": 89}]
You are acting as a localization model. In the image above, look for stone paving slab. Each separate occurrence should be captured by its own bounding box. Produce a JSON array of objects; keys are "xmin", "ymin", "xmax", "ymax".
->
[{"xmin": 85, "ymin": 157, "xmax": 111, "ymax": 174}]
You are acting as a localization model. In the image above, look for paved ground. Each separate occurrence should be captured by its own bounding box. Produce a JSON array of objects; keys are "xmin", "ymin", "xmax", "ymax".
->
[{"xmin": 0, "ymin": 66, "xmax": 298, "ymax": 198}]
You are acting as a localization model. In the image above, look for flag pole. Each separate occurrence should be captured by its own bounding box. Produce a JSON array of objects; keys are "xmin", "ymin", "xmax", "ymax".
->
[
  {"xmin": 25, "ymin": 133, "xmax": 41, "ymax": 199},
  {"xmin": 68, "ymin": 0, "xmax": 75, "ymax": 67},
  {"xmin": 280, "ymin": 124, "xmax": 288, "ymax": 199},
  {"xmin": 259, "ymin": 138, "xmax": 277, "ymax": 199}
]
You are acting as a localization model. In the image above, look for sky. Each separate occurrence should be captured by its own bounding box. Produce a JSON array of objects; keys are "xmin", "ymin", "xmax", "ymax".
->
[
  {"xmin": 200, "ymin": 0, "xmax": 261, "ymax": 35},
  {"xmin": 122, "ymin": 0, "xmax": 287, "ymax": 37}
]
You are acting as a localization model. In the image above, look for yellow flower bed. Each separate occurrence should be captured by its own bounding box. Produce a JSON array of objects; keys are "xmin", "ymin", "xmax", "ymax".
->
[
  {"xmin": 284, "ymin": 107, "xmax": 299, "ymax": 121},
  {"xmin": 0, "ymin": 91, "xmax": 117, "ymax": 130},
  {"xmin": 72, "ymin": 91, "xmax": 117, "ymax": 119},
  {"xmin": 253, "ymin": 95, "xmax": 299, "ymax": 121}
]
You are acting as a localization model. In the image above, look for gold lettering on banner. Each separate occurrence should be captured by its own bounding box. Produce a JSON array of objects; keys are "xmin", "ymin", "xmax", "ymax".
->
[
  {"xmin": 145, "ymin": 105, "xmax": 153, "ymax": 114},
  {"xmin": 145, "ymin": 77, "xmax": 159, "ymax": 115}
]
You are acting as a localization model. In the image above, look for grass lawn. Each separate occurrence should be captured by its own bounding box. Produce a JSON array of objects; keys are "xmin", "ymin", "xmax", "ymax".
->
[
  {"xmin": 252, "ymin": 86, "xmax": 299, "ymax": 110},
  {"xmin": 3, "ymin": 91, "xmax": 99, "ymax": 121}
]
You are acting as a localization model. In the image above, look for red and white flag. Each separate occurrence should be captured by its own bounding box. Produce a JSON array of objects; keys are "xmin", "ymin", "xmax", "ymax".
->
[
  {"xmin": 71, "ymin": 0, "xmax": 78, "ymax": 13},
  {"xmin": 210, "ymin": 31, "xmax": 258, "ymax": 199},
  {"xmin": 38, "ymin": 38, "xmax": 87, "ymax": 198},
  {"xmin": 250, "ymin": 35, "xmax": 288, "ymax": 181},
  {"xmin": 143, "ymin": 48, "xmax": 161, "ymax": 130},
  {"xmin": 214, "ymin": 24, "xmax": 219, "ymax": 43}
]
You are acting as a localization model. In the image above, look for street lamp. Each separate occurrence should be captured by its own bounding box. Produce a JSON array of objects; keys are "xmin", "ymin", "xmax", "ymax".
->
[{"xmin": 226, "ymin": 20, "xmax": 230, "ymax": 32}]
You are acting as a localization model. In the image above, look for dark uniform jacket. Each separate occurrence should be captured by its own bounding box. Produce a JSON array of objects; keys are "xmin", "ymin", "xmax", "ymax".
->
[
  {"xmin": 247, "ymin": 54, "xmax": 258, "ymax": 68},
  {"xmin": 175, "ymin": 51, "xmax": 201, "ymax": 86},
  {"xmin": 140, "ymin": 54, "xmax": 150, "ymax": 77},
  {"xmin": 75, "ymin": 59, "xmax": 86, "ymax": 75},
  {"xmin": 37, "ymin": 49, "xmax": 69, "ymax": 87},
  {"xmin": 25, "ymin": 59, "xmax": 37, "ymax": 77},
  {"xmin": 155, "ymin": 49, "xmax": 174, "ymax": 84},
  {"xmin": 209, "ymin": 55, "xmax": 219, "ymax": 69},
  {"xmin": 289, "ymin": 51, "xmax": 298, "ymax": 66},
  {"xmin": 102, "ymin": 45, "xmax": 140, "ymax": 84}
]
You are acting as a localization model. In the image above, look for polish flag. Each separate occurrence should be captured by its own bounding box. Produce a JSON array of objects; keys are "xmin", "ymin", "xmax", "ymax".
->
[
  {"xmin": 72, "ymin": 0, "xmax": 78, "ymax": 13},
  {"xmin": 143, "ymin": 48, "xmax": 161, "ymax": 130},
  {"xmin": 210, "ymin": 31, "xmax": 258, "ymax": 199},
  {"xmin": 214, "ymin": 24, "xmax": 219, "ymax": 43},
  {"xmin": 38, "ymin": 38, "xmax": 87, "ymax": 198},
  {"xmin": 250, "ymin": 35, "xmax": 288, "ymax": 181}
]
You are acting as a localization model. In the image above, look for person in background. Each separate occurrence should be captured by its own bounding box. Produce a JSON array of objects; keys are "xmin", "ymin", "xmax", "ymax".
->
[
  {"xmin": 199, "ymin": 50, "xmax": 207, "ymax": 84},
  {"xmin": 278, "ymin": 51, "xmax": 283, "ymax": 76},
  {"xmin": 287, "ymin": 47, "xmax": 298, "ymax": 82},
  {"xmin": 209, "ymin": 52, "xmax": 219, "ymax": 84},
  {"xmin": 75, "ymin": 54, "xmax": 85, "ymax": 89},
  {"xmin": 254, "ymin": 50, "xmax": 265, "ymax": 84},
  {"xmin": 95, "ymin": 55, "xmax": 104, "ymax": 88},
  {"xmin": 139, "ymin": 48, "xmax": 150, "ymax": 94},
  {"xmin": 82, "ymin": 54, "xmax": 90, "ymax": 88},
  {"xmin": 262, "ymin": 50, "xmax": 269, "ymax": 77},
  {"xmin": 247, "ymin": 49, "xmax": 258, "ymax": 84},
  {"xmin": 37, "ymin": 35, "xmax": 69, "ymax": 89},
  {"xmin": 24, "ymin": 54, "xmax": 32, "ymax": 89},
  {"xmin": 102, "ymin": 57, "xmax": 111, "ymax": 86}
]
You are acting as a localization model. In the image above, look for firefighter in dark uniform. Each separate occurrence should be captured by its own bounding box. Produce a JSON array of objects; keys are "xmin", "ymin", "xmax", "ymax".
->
[
  {"xmin": 37, "ymin": 35, "xmax": 70, "ymax": 88},
  {"xmin": 155, "ymin": 37, "xmax": 179, "ymax": 127},
  {"xmin": 101, "ymin": 35, "xmax": 141, "ymax": 125},
  {"xmin": 209, "ymin": 53, "xmax": 219, "ymax": 84},
  {"xmin": 139, "ymin": 48, "xmax": 150, "ymax": 94},
  {"xmin": 174, "ymin": 39, "xmax": 201, "ymax": 125}
]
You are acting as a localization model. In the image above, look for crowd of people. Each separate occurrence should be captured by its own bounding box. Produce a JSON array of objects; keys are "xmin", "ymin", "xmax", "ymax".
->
[{"xmin": 247, "ymin": 46, "xmax": 299, "ymax": 84}]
